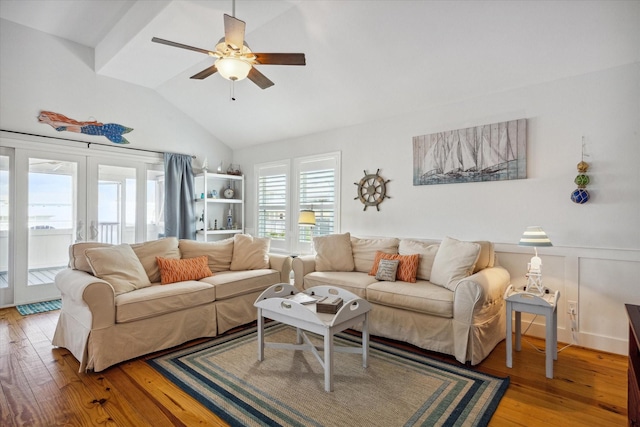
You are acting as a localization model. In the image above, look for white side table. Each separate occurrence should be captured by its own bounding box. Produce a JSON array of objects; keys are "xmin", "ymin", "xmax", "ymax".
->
[{"xmin": 505, "ymin": 284, "xmax": 560, "ymax": 379}]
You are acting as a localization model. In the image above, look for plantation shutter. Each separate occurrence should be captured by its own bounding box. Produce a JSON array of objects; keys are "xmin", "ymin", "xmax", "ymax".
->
[
  {"xmin": 296, "ymin": 154, "xmax": 340, "ymax": 244},
  {"xmin": 256, "ymin": 162, "xmax": 288, "ymax": 251}
]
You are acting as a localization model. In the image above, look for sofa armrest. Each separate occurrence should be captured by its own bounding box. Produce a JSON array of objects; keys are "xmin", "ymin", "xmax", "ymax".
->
[
  {"xmin": 292, "ymin": 255, "xmax": 316, "ymax": 290},
  {"xmin": 268, "ymin": 253, "xmax": 292, "ymax": 283},
  {"xmin": 452, "ymin": 266, "xmax": 511, "ymax": 325},
  {"xmin": 55, "ymin": 268, "xmax": 116, "ymax": 330}
]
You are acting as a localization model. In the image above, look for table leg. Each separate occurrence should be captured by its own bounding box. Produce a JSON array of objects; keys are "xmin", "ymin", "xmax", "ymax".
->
[
  {"xmin": 506, "ymin": 302, "xmax": 512, "ymax": 368},
  {"xmin": 296, "ymin": 327, "xmax": 303, "ymax": 345},
  {"xmin": 257, "ymin": 309, "xmax": 264, "ymax": 361},
  {"xmin": 515, "ymin": 310, "xmax": 522, "ymax": 352},
  {"xmin": 362, "ymin": 312, "xmax": 369, "ymax": 368},
  {"xmin": 545, "ymin": 310, "xmax": 554, "ymax": 379},
  {"xmin": 553, "ymin": 308, "xmax": 558, "ymax": 361},
  {"xmin": 324, "ymin": 332, "xmax": 334, "ymax": 392}
]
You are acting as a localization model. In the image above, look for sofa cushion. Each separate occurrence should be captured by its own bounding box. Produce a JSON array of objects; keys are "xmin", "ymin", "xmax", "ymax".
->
[
  {"xmin": 351, "ymin": 236, "xmax": 399, "ymax": 273},
  {"xmin": 114, "ymin": 280, "xmax": 216, "ymax": 323},
  {"xmin": 131, "ymin": 237, "xmax": 180, "ymax": 283},
  {"xmin": 369, "ymin": 251, "xmax": 420, "ymax": 283},
  {"xmin": 156, "ymin": 256, "xmax": 213, "ymax": 285},
  {"xmin": 302, "ymin": 271, "xmax": 376, "ymax": 298},
  {"xmin": 199, "ymin": 269, "xmax": 280, "ymax": 300},
  {"xmin": 179, "ymin": 238, "xmax": 234, "ymax": 272},
  {"xmin": 430, "ymin": 237, "xmax": 481, "ymax": 291},
  {"xmin": 68, "ymin": 242, "xmax": 112, "ymax": 273},
  {"xmin": 85, "ymin": 244, "xmax": 152, "ymax": 295},
  {"xmin": 375, "ymin": 259, "xmax": 399, "ymax": 282},
  {"xmin": 365, "ymin": 280, "xmax": 454, "ymax": 318},
  {"xmin": 314, "ymin": 233, "xmax": 355, "ymax": 272},
  {"xmin": 399, "ymin": 239, "xmax": 440, "ymax": 281},
  {"xmin": 473, "ymin": 241, "xmax": 495, "ymax": 273},
  {"xmin": 230, "ymin": 234, "xmax": 270, "ymax": 270}
]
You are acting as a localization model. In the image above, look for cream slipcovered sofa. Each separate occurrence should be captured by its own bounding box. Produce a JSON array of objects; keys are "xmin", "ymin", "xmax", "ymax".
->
[
  {"xmin": 53, "ymin": 234, "xmax": 291, "ymax": 372},
  {"xmin": 292, "ymin": 233, "xmax": 510, "ymax": 365}
]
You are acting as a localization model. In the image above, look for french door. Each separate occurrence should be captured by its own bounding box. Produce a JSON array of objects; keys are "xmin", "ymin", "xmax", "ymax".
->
[{"xmin": 0, "ymin": 138, "xmax": 163, "ymax": 307}]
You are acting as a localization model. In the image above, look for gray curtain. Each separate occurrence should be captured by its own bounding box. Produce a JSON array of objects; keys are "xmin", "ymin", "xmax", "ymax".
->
[{"xmin": 164, "ymin": 153, "xmax": 195, "ymax": 240}]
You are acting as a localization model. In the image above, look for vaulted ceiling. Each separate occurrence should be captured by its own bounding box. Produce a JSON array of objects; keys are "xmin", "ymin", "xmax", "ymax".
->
[{"xmin": 1, "ymin": 0, "xmax": 637, "ymax": 149}]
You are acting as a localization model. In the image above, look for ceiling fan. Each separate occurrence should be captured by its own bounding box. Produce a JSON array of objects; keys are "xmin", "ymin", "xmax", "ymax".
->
[{"xmin": 151, "ymin": 3, "xmax": 305, "ymax": 90}]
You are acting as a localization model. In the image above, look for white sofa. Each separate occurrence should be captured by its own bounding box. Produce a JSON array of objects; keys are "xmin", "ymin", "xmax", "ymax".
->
[
  {"xmin": 292, "ymin": 233, "xmax": 510, "ymax": 365},
  {"xmin": 53, "ymin": 234, "xmax": 291, "ymax": 372}
]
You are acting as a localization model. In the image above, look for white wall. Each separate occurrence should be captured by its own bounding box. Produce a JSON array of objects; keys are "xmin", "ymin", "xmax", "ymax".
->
[
  {"xmin": 234, "ymin": 62, "xmax": 640, "ymax": 355},
  {"xmin": 0, "ymin": 18, "xmax": 231, "ymax": 165}
]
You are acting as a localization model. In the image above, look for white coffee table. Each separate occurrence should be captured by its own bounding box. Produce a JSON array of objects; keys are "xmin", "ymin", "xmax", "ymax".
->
[{"xmin": 254, "ymin": 283, "xmax": 371, "ymax": 392}]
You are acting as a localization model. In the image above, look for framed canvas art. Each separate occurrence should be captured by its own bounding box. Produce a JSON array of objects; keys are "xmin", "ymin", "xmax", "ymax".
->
[{"xmin": 413, "ymin": 119, "xmax": 526, "ymax": 185}]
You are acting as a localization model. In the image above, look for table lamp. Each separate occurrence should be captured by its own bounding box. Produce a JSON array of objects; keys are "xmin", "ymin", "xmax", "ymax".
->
[
  {"xmin": 518, "ymin": 226, "xmax": 552, "ymax": 295},
  {"xmin": 298, "ymin": 209, "xmax": 316, "ymax": 254}
]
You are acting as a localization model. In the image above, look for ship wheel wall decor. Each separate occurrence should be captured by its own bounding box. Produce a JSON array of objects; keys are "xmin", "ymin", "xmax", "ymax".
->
[{"xmin": 354, "ymin": 169, "xmax": 390, "ymax": 211}]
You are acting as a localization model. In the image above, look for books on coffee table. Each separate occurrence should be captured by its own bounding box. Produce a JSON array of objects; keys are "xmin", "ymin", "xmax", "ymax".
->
[
  {"xmin": 317, "ymin": 297, "xmax": 343, "ymax": 314},
  {"xmin": 287, "ymin": 293, "xmax": 325, "ymax": 305}
]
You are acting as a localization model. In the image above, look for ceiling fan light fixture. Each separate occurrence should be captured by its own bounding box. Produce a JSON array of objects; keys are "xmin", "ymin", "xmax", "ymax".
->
[{"xmin": 215, "ymin": 57, "xmax": 251, "ymax": 81}]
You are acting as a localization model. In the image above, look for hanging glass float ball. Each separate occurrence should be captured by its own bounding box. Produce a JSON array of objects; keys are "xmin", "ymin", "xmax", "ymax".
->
[
  {"xmin": 571, "ymin": 188, "xmax": 590, "ymax": 204},
  {"xmin": 574, "ymin": 174, "xmax": 590, "ymax": 187},
  {"xmin": 577, "ymin": 161, "xmax": 589, "ymax": 173}
]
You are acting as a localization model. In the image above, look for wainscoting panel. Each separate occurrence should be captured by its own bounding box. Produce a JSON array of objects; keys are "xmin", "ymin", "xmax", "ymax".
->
[{"xmin": 496, "ymin": 244, "xmax": 640, "ymax": 355}]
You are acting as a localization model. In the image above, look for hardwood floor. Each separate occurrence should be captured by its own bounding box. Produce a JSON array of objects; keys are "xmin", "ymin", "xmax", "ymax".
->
[{"xmin": 0, "ymin": 306, "xmax": 628, "ymax": 426}]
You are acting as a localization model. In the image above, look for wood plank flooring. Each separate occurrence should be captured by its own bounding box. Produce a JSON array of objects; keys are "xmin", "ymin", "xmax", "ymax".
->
[{"xmin": 0, "ymin": 306, "xmax": 628, "ymax": 426}]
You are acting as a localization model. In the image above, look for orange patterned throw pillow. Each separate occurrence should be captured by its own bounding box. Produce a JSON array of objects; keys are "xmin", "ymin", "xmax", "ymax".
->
[
  {"xmin": 369, "ymin": 251, "xmax": 419, "ymax": 283},
  {"xmin": 156, "ymin": 256, "xmax": 213, "ymax": 285}
]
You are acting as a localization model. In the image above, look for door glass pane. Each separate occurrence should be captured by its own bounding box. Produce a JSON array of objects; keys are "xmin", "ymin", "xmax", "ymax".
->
[
  {"xmin": 147, "ymin": 165, "xmax": 164, "ymax": 240},
  {"xmin": 0, "ymin": 155, "xmax": 9, "ymax": 291},
  {"xmin": 98, "ymin": 165, "xmax": 136, "ymax": 244},
  {"xmin": 28, "ymin": 158, "xmax": 76, "ymax": 286}
]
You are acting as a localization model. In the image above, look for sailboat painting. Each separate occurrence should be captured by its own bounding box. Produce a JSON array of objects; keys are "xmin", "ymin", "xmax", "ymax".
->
[{"xmin": 413, "ymin": 119, "xmax": 526, "ymax": 185}]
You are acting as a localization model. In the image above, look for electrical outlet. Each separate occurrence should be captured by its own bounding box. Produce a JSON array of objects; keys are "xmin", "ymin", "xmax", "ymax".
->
[
  {"xmin": 568, "ymin": 301, "xmax": 578, "ymax": 315},
  {"xmin": 568, "ymin": 300, "xmax": 579, "ymax": 336}
]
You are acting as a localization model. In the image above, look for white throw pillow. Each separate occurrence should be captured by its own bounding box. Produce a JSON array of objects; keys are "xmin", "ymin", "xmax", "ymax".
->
[
  {"xmin": 399, "ymin": 239, "xmax": 440, "ymax": 281},
  {"xmin": 351, "ymin": 236, "xmax": 399, "ymax": 273},
  {"xmin": 230, "ymin": 234, "xmax": 271, "ymax": 270},
  {"xmin": 85, "ymin": 244, "xmax": 152, "ymax": 295},
  {"xmin": 314, "ymin": 233, "xmax": 355, "ymax": 272},
  {"xmin": 131, "ymin": 237, "xmax": 180, "ymax": 283},
  {"xmin": 180, "ymin": 237, "xmax": 235, "ymax": 272},
  {"xmin": 430, "ymin": 237, "xmax": 481, "ymax": 291}
]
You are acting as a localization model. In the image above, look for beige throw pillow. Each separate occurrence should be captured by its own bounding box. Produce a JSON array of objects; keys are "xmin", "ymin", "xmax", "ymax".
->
[
  {"xmin": 314, "ymin": 233, "xmax": 355, "ymax": 272},
  {"xmin": 399, "ymin": 239, "xmax": 440, "ymax": 281},
  {"xmin": 68, "ymin": 242, "xmax": 112, "ymax": 274},
  {"xmin": 375, "ymin": 259, "xmax": 399, "ymax": 282},
  {"xmin": 430, "ymin": 237, "xmax": 481, "ymax": 291},
  {"xmin": 230, "ymin": 234, "xmax": 270, "ymax": 270},
  {"xmin": 351, "ymin": 236, "xmax": 399, "ymax": 273},
  {"xmin": 85, "ymin": 244, "xmax": 152, "ymax": 295},
  {"xmin": 179, "ymin": 238, "xmax": 235, "ymax": 272},
  {"xmin": 131, "ymin": 237, "xmax": 180, "ymax": 283},
  {"xmin": 472, "ymin": 241, "xmax": 495, "ymax": 273}
]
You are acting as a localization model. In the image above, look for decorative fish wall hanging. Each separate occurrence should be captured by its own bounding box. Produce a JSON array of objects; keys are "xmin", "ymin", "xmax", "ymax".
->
[{"xmin": 37, "ymin": 111, "xmax": 133, "ymax": 144}]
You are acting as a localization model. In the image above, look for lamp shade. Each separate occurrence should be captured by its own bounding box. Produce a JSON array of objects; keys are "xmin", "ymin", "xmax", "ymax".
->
[
  {"xmin": 215, "ymin": 57, "xmax": 252, "ymax": 81},
  {"xmin": 298, "ymin": 210, "xmax": 316, "ymax": 226},
  {"xmin": 518, "ymin": 226, "xmax": 553, "ymax": 247}
]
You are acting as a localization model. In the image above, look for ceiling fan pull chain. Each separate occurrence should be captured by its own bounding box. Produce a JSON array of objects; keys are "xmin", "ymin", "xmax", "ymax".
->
[{"xmin": 230, "ymin": 80, "xmax": 237, "ymax": 101}]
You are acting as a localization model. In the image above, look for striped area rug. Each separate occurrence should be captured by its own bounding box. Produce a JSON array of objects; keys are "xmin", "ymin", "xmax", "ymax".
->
[
  {"xmin": 149, "ymin": 323, "xmax": 509, "ymax": 427},
  {"xmin": 16, "ymin": 299, "xmax": 61, "ymax": 316}
]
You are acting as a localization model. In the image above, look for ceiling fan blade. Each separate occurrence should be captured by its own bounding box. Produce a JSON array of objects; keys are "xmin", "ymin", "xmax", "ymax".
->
[
  {"xmin": 224, "ymin": 14, "xmax": 245, "ymax": 49},
  {"xmin": 253, "ymin": 53, "xmax": 306, "ymax": 66},
  {"xmin": 190, "ymin": 65, "xmax": 218, "ymax": 80},
  {"xmin": 152, "ymin": 37, "xmax": 215, "ymax": 56},
  {"xmin": 248, "ymin": 67, "xmax": 274, "ymax": 89}
]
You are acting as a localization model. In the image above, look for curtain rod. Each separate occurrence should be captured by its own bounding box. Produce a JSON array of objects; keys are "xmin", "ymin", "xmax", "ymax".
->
[{"xmin": 0, "ymin": 129, "xmax": 196, "ymax": 159}]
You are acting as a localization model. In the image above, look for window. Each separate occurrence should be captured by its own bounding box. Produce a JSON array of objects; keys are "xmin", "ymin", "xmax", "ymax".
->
[
  {"xmin": 256, "ymin": 152, "xmax": 340, "ymax": 254},
  {"xmin": 256, "ymin": 161, "xmax": 289, "ymax": 252}
]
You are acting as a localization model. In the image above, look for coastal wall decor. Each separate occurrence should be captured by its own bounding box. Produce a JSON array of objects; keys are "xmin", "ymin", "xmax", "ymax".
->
[
  {"xmin": 355, "ymin": 169, "xmax": 390, "ymax": 211},
  {"xmin": 413, "ymin": 119, "xmax": 526, "ymax": 185},
  {"xmin": 570, "ymin": 136, "xmax": 590, "ymax": 204},
  {"xmin": 38, "ymin": 111, "xmax": 133, "ymax": 144}
]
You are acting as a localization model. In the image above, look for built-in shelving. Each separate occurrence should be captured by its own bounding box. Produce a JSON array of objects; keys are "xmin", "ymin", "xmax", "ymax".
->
[{"xmin": 194, "ymin": 172, "xmax": 244, "ymax": 241}]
